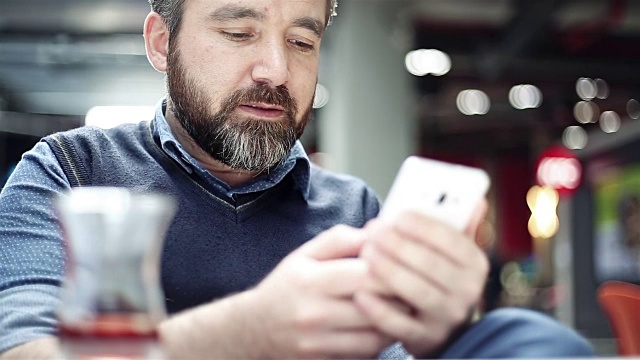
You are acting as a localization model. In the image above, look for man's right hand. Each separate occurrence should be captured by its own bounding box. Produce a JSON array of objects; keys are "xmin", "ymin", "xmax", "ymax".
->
[
  {"xmin": 244, "ymin": 224, "xmax": 393, "ymax": 358},
  {"xmin": 4, "ymin": 225, "xmax": 390, "ymax": 360},
  {"xmin": 160, "ymin": 224, "xmax": 392, "ymax": 359}
]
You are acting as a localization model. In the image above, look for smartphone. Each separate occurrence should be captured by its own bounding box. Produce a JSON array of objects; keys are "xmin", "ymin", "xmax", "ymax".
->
[{"xmin": 380, "ymin": 156, "xmax": 491, "ymax": 231}]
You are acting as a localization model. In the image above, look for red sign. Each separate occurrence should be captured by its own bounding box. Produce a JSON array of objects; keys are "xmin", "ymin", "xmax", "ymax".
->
[{"xmin": 535, "ymin": 145, "xmax": 582, "ymax": 198}]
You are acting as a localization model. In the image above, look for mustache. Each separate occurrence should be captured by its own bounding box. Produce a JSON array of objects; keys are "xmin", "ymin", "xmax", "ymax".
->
[{"xmin": 224, "ymin": 83, "xmax": 298, "ymax": 118}]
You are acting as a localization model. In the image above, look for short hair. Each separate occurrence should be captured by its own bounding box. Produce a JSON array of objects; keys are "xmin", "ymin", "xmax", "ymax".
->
[{"xmin": 148, "ymin": 0, "xmax": 338, "ymax": 39}]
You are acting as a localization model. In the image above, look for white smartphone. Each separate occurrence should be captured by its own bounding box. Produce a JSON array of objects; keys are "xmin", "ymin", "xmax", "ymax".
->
[{"xmin": 380, "ymin": 156, "xmax": 491, "ymax": 231}]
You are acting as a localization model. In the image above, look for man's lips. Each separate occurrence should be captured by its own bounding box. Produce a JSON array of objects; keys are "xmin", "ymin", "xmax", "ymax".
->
[{"xmin": 238, "ymin": 103, "xmax": 286, "ymax": 119}]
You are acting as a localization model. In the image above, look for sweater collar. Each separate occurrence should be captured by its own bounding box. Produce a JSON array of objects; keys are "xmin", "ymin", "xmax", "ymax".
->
[{"xmin": 152, "ymin": 98, "xmax": 311, "ymax": 201}]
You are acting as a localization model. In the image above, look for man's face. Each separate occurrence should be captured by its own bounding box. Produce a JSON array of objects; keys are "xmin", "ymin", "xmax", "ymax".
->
[{"xmin": 166, "ymin": 0, "xmax": 325, "ymax": 172}]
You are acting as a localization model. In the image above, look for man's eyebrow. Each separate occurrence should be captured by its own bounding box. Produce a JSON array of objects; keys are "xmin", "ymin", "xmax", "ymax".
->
[
  {"xmin": 208, "ymin": 6, "xmax": 324, "ymax": 38},
  {"xmin": 293, "ymin": 17, "xmax": 324, "ymax": 38},
  {"xmin": 209, "ymin": 5, "xmax": 266, "ymax": 22}
]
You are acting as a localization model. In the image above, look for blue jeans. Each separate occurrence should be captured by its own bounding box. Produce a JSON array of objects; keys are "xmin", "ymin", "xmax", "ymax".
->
[{"xmin": 379, "ymin": 308, "xmax": 595, "ymax": 359}]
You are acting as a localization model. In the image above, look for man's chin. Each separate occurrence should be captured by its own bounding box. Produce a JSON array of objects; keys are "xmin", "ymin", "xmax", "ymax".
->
[
  {"xmin": 204, "ymin": 142, "xmax": 289, "ymax": 173},
  {"xmin": 221, "ymin": 160, "xmax": 281, "ymax": 174}
]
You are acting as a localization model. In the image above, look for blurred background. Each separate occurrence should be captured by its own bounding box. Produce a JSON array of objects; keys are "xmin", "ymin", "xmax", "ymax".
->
[{"xmin": 2, "ymin": 0, "xmax": 640, "ymax": 355}]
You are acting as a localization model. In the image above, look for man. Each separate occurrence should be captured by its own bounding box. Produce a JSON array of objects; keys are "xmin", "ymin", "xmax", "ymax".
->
[{"xmin": 0, "ymin": 0, "xmax": 594, "ymax": 358}]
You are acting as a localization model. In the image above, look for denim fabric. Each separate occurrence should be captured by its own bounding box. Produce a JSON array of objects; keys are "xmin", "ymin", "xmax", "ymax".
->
[
  {"xmin": 439, "ymin": 308, "xmax": 595, "ymax": 358},
  {"xmin": 378, "ymin": 307, "xmax": 595, "ymax": 359}
]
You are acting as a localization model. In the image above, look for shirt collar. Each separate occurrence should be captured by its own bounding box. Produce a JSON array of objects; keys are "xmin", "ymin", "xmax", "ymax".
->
[{"xmin": 151, "ymin": 98, "xmax": 311, "ymax": 200}]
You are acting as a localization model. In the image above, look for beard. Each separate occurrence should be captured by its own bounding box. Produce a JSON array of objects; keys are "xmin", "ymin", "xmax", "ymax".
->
[{"xmin": 165, "ymin": 44, "xmax": 313, "ymax": 173}]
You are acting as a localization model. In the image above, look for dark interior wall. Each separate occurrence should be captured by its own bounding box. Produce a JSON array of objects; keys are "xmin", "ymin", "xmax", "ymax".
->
[{"xmin": 0, "ymin": 132, "xmax": 40, "ymax": 187}]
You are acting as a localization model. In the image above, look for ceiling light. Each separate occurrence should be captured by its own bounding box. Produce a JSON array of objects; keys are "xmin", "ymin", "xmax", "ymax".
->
[
  {"xmin": 405, "ymin": 49, "xmax": 452, "ymax": 77},
  {"xmin": 456, "ymin": 89, "xmax": 490, "ymax": 116},
  {"xmin": 562, "ymin": 126, "xmax": 588, "ymax": 150},
  {"xmin": 595, "ymin": 78, "xmax": 609, "ymax": 100},
  {"xmin": 313, "ymin": 83, "xmax": 330, "ymax": 109},
  {"xmin": 576, "ymin": 77, "xmax": 597, "ymax": 101},
  {"xmin": 600, "ymin": 111, "xmax": 621, "ymax": 133},
  {"xmin": 627, "ymin": 99, "xmax": 640, "ymax": 120},
  {"xmin": 509, "ymin": 84, "xmax": 543, "ymax": 109}
]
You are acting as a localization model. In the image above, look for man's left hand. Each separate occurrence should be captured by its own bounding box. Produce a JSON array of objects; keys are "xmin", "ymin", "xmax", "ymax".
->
[{"xmin": 355, "ymin": 203, "xmax": 489, "ymax": 357}]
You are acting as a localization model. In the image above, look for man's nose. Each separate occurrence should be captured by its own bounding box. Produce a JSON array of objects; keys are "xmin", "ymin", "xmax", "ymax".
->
[{"xmin": 251, "ymin": 39, "xmax": 290, "ymax": 87}]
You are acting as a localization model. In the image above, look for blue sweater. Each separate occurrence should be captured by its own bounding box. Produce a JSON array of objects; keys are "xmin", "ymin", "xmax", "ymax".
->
[{"xmin": 43, "ymin": 120, "xmax": 380, "ymax": 314}]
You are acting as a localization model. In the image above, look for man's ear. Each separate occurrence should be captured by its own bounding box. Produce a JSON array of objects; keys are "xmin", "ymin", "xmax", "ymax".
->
[{"xmin": 144, "ymin": 12, "xmax": 170, "ymax": 72}]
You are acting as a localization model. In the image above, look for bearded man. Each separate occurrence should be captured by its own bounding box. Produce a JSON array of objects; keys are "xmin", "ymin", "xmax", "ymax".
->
[{"xmin": 0, "ymin": 0, "xmax": 594, "ymax": 359}]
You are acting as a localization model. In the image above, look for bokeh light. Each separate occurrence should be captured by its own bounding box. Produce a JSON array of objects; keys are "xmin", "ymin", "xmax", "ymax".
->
[
  {"xmin": 85, "ymin": 106, "xmax": 155, "ymax": 129},
  {"xmin": 576, "ymin": 77, "xmax": 597, "ymax": 101},
  {"xmin": 501, "ymin": 263, "xmax": 532, "ymax": 301},
  {"xmin": 595, "ymin": 78, "xmax": 609, "ymax": 99},
  {"xmin": 456, "ymin": 89, "xmax": 490, "ymax": 116},
  {"xmin": 313, "ymin": 83, "xmax": 330, "ymax": 109},
  {"xmin": 405, "ymin": 49, "xmax": 452, "ymax": 77},
  {"xmin": 536, "ymin": 158, "xmax": 582, "ymax": 190},
  {"xmin": 627, "ymin": 99, "xmax": 640, "ymax": 120},
  {"xmin": 508, "ymin": 85, "xmax": 543, "ymax": 109},
  {"xmin": 527, "ymin": 185, "xmax": 560, "ymax": 239},
  {"xmin": 600, "ymin": 110, "xmax": 621, "ymax": 133},
  {"xmin": 573, "ymin": 101, "xmax": 599, "ymax": 124},
  {"xmin": 562, "ymin": 126, "xmax": 588, "ymax": 150}
]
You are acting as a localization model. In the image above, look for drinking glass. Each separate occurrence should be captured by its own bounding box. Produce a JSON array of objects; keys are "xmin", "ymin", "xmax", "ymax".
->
[{"xmin": 55, "ymin": 187, "xmax": 176, "ymax": 359}]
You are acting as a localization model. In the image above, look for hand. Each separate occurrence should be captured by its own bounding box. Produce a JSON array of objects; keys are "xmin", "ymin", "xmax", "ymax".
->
[
  {"xmin": 355, "ymin": 201, "xmax": 490, "ymax": 357},
  {"xmin": 245, "ymin": 225, "xmax": 394, "ymax": 359}
]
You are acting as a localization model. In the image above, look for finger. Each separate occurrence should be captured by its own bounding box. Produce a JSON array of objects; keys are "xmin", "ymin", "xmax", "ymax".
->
[
  {"xmin": 373, "ymin": 213, "xmax": 479, "ymax": 266},
  {"xmin": 313, "ymin": 258, "xmax": 369, "ymax": 296},
  {"xmin": 367, "ymin": 219, "xmax": 488, "ymax": 294},
  {"xmin": 354, "ymin": 291, "xmax": 441, "ymax": 352},
  {"xmin": 361, "ymin": 244, "xmax": 440, "ymax": 312},
  {"xmin": 360, "ymin": 276, "xmax": 416, "ymax": 313},
  {"xmin": 363, "ymin": 234, "xmax": 488, "ymax": 318},
  {"xmin": 297, "ymin": 298, "xmax": 377, "ymax": 330},
  {"xmin": 364, "ymin": 217, "xmax": 489, "ymax": 302},
  {"xmin": 464, "ymin": 198, "xmax": 488, "ymax": 239},
  {"xmin": 296, "ymin": 225, "xmax": 366, "ymax": 261},
  {"xmin": 366, "ymin": 218, "xmax": 465, "ymax": 278},
  {"xmin": 364, "ymin": 234, "xmax": 455, "ymax": 293},
  {"xmin": 360, "ymin": 275, "xmax": 393, "ymax": 296}
]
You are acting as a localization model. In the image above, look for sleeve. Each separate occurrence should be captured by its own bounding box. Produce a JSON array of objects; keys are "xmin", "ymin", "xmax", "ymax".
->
[
  {"xmin": 0, "ymin": 141, "xmax": 72, "ymax": 353},
  {"xmin": 362, "ymin": 185, "xmax": 381, "ymax": 222}
]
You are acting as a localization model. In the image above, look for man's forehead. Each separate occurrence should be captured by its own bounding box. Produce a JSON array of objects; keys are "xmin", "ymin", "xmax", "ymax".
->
[
  {"xmin": 193, "ymin": 0, "xmax": 326, "ymax": 16},
  {"xmin": 182, "ymin": 0, "xmax": 327, "ymax": 37}
]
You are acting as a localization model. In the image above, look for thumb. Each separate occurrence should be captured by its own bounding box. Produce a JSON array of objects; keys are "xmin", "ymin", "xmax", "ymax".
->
[
  {"xmin": 465, "ymin": 198, "xmax": 488, "ymax": 240},
  {"xmin": 295, "ymin": 225, "xmax": 367, "ymax": 261}
]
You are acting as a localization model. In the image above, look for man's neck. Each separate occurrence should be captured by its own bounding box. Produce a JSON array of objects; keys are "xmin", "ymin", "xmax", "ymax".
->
[{"xmin": 164, "ymin": 108, "xmax": 260, "ymax": 188}]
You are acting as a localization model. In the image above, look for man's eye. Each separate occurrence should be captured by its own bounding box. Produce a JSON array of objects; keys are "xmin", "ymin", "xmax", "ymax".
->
[
  {"xmin": 221, "ymin": 31, "xmax": 254, "ymax": 41},
  {"xmin": 290, "ymin": 39, "xmax": 315, "ymax": 52}
]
